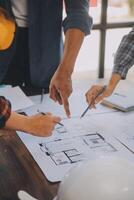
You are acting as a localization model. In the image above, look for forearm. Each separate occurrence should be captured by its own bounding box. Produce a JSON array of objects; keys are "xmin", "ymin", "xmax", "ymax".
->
[
  {"xmin": 5, "ymin": 111, "xmax": 29, "ymax": 132},
  {"xmin": 57, "ymin": 0, "xmax": 92, "ymax": 76},
  {"xmin": 113, "ymin": 27, "xmax": 134, "ymax": 79},
  {"xmin": 58, "ymin": 28, "xmax": 85, "ymax": 76},
  {"xmin": 107, "ymin": 73, "xmax": 121, "ymax": 91}
]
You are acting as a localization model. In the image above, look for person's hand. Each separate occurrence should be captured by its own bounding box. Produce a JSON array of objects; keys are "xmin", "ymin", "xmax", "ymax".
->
[
  {"xmin": 49, "ymin": 69, "xmax": 72, "ymax": 117},
  {"xmin": 85, "ymin": 74, "xmax": 122, "ymax": 108},
  {"xmin": 25, "ymin": 113, "xmax": 61, "ymax": 137},
  {"xmin": 86, "ymin": 85, "xmax": 114, "ymax": 108}
]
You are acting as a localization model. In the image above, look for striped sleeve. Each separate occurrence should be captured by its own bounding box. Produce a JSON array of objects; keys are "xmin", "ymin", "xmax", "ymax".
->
[{"xmin": 112, "ymin": 27, "xmax": 134, "ymax": 79}]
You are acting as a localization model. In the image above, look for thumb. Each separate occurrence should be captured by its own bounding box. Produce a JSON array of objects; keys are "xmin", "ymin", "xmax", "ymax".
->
[
  {"xmin": 95, "ymin": 93, "xmax": 106, "ymax": 104},
  {"xmin": 62, "ymin": 96, "xmax": 70, "ymax": 118}
]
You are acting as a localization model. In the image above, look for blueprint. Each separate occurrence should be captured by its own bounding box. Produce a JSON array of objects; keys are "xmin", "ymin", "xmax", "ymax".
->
[
  {"xmin": 17, "ymin": 114, "xmax": 133, "ymax": 182},
  {"xmin": 17, "ymin": 88, "xmax": 134, "ymax": 182},
  {"xmin": 113, "ymin": 111, "xmax": 134, "ymax": 153}
]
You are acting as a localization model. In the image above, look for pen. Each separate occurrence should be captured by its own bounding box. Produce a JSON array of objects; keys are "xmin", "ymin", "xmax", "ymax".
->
[
  {"xmin": 80, "ymin": 85, "xmax": 106, "ymax": 118},
  {"xmin": 37, "ymin": 110, "xmax": 64, "ymax": 127},
  {"xmin": 40, "ymin": 88, "xmax": 45, "ymax": 103}
]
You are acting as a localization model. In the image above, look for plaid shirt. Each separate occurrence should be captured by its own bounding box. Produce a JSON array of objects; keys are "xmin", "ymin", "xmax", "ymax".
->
[
  {"xmin": 113, "ymin": 26, "xmax": 134, "ymax": 79},
  {"xmin": 0, "ymin": 96, "xmax": 11, "ymax": 128}
]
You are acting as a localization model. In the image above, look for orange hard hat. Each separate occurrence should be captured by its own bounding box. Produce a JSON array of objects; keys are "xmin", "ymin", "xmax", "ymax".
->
[{"xmin": 0, "ymin": 7, "xmax": 15, "ymax": 50}]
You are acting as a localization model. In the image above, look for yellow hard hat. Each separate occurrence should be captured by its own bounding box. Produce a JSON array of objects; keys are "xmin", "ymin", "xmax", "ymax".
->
[{"xmin": 0, "ymin": 7, "xmax": 15, "ymax": 50}]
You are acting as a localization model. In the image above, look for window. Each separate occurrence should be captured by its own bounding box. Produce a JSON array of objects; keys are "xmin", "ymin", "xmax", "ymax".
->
[
  {"xmin": 75, "ymin": 31, "xmax": 100, "ymax": 72},
  {"xmin": 105, "ymin": 28, "xmax": 131, "ymax": 70},
  {"xmin": 107, "ymin": 0, "xmax": 134, "ymax": 22},
  {"xmin": 74, "ymin": 0, "xmax": 134, "ymax": 78}
]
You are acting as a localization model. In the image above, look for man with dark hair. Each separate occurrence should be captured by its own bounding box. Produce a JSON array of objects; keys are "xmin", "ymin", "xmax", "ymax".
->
[
  {"xmin": 0, "ymin": 7, "xmax": 61, "ymax": 136},
  {"xmin": 0, "ymin": 0, "xmax": 92, "ymax": 117}
]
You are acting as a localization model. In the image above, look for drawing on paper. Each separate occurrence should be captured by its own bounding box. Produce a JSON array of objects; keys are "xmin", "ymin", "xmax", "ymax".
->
[
  {"xmin": 39, "ymin": 133, "xmax": 117, "ymax": 166},
  {"xmin": 55, "ymin": 124, "xmax": 68, "ymax": 134}
]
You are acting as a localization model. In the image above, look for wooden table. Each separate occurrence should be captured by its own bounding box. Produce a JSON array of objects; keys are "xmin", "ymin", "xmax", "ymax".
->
[{"xmin": 0, "ymin": 129, "xmax": 59, "ymax": 200}]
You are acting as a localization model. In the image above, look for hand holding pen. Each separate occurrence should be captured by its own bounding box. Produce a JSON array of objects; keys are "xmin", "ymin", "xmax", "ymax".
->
[
  {"xmin": 49, "ymin": 70, "xmax": 72, "ymax": 118},
  {"xmin": 85, "ymin": 74, "xmax": 121, "ymax": 108},
  {"xmin": 80, "ymin": 85, "xmax": 106, "ymax": 118},
  {"xmin": 37, "ymin": 110, "xmax": 64, "ymax": 127}
]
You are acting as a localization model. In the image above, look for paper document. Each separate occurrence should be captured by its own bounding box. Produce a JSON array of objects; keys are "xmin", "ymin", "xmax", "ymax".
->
[
  {"xmin": 17, "ymin": 115, "xmax": 133, "ymax": 182},
  {"xmin": 28, "ymin": 90, "xmax": 117, "ymax": 119},
  {"xmin": 111, "ymin": 111, "xmax": 134, "ymax": 153},
  {"xmin": 102, "ymin": 81, "xmax": 134, "ymax": 112},
  {"xmin": 18, "ymin": 89, "xmax": 134, "ymax": 182},
  {"xmin": 0, "ymin": 86, "xmax": 34, "ymax": 111}
]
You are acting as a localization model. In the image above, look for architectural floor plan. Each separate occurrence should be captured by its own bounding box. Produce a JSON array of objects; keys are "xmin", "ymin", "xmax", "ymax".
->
[
  {"xmin": 39, "ymin": 132, "xmax": 117, "ymax": 166},
  {"xmin": 18, "ymin": 114, "xmax": 133, "ymax": 182}
]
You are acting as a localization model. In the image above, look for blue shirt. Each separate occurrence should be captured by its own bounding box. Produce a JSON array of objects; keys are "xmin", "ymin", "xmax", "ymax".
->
[{"xmin": 0, "ymin": 0, "xmax": 92, "ymax": 87}]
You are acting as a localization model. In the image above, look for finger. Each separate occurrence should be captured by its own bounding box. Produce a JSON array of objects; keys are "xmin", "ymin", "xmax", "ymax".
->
[
  {"xmin": 64, "ymin": 99, "xmax": 70, "ymax": 117},
  {"xmin": 53, "ymin": 116, "xmax": 61, "ymax": 123},
  {"xmin": 90, "ymin": 103, "xmax": 96, "ymax": 109},
  {"xmin": 86, "ymin": 92, "xmax": 95, "ymax": 105},
  {"xmin": 49, "ymin": 86, "xmax": 57, "ymax": 102},
  {"xmin": 90, "ymin": 94, "xmax": 103, "ymax": 108},
  {"xmin": 88, "ymin": 86, "xmax": 102, "ymax": 98},
  {"xmin": 57, "ymin": 86, "xmax": 72, "ymax": 106},
  {"xmin": 55, "ymin": 90, "xmax": 62, "ymax": 105},
  {"xmin": 44, "ymin": 130, "xmax": 53, "ymax": 137},
  {"xmin": 50, "ymin": 124, "xmax": 55, "ymax": 132},
  {"xmin": 36, "ymin": 113, "xmax": 43, "ymax": 117},
  {"xmin": 60, "ymin": 93, "xmax": 70, "ymax": 117},
  {"xmin": 86, "ymin": 92, "xmax": 98, "ymax": 109},
  {"xmin": 94, "ymin": 87, "xmax": 107, "ymax": 105},
  {"xmin": 45, "ymin": 112, "xmax": 52, "ymax": 116},
  {"xmin": 94, "ymin": 94, "xmax": 105, "ymax": 105},
  {"xmin": 50, "ymin": 85, "xmax": 63, "ymax": 104},
  {"xmin": 86, "ymin": 86, "xmax": 105, "ymax": 106}
]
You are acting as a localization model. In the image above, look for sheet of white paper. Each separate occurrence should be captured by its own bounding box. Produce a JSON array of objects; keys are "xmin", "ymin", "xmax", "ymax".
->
[
  {"xmin": 102, "ymin": 80, "xmax": 134, "ymax": 111},
  {"xmin": 28, "ymin": 90, "xmax": 117, "ymax": 119},
  {"xmin": 110, "ymin": 111, "xmax": 134, "ymax": 153},
  {"xmin": 18, "ymin": 191, "xmax": 38, "ymax": 200},
  {"xmin": 18, "ymin": 89, "xmax": 134, "ymax": 182},
  {"xmin": 17, "ymin": 115, "xmax": 134, "ymax": 182},
  {"xmin": 79, "ymin": 110, "xmax": 134, "ymax": 153},
  {"xmin": 0, "ymin": 86, "xmax": 34, "ymax": 111}
]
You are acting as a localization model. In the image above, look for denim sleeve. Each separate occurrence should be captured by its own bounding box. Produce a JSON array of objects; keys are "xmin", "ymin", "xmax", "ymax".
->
[
  {"xmin": 63, "ymin": 0, "xmax": 93, "ymax": 36},
  {"xmin": 112, "ymin": 27, "xmax": 134, "ymax": 79}
]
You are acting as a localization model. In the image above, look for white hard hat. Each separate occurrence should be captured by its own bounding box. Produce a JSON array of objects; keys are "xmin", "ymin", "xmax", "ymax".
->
[{"xmin": 54, "ymin": 156, "xmax": 134, "ymax": 200}]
